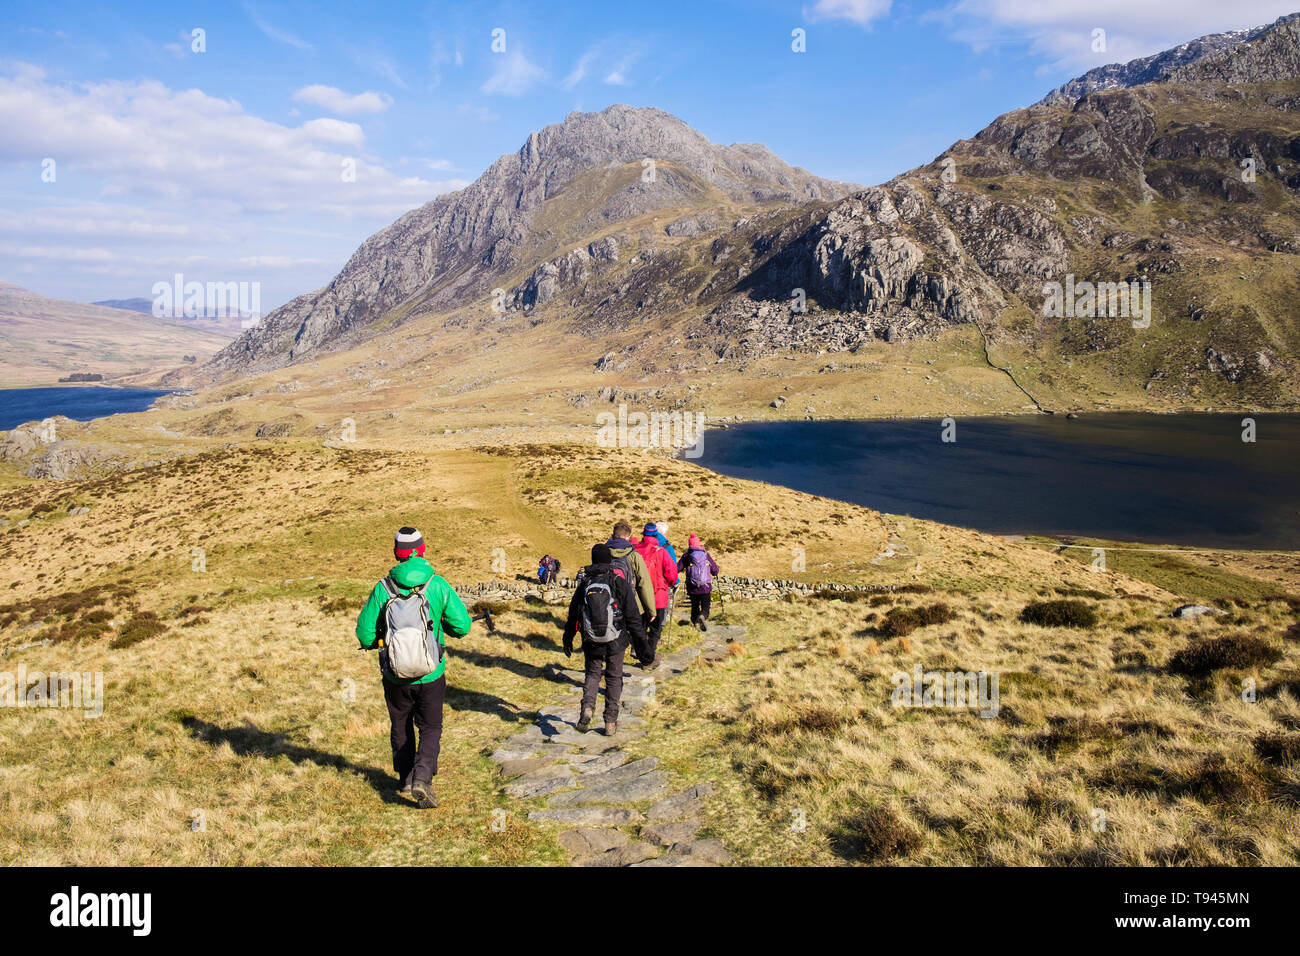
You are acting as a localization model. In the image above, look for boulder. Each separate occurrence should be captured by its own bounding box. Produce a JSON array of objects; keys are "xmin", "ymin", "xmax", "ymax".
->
[
  {"xmin": 1173, "ymin": 604, "xmax": 1226, "ymax": 619},
  {"xmin": 558, "ymin": 828, "xmax": 629, "ymax": 857}
]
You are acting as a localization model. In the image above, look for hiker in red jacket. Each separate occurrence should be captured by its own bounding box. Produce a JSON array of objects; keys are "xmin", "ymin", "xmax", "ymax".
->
[{"xmin": 634, "ymin": 522, "xmax": 678, "ymax": 662}]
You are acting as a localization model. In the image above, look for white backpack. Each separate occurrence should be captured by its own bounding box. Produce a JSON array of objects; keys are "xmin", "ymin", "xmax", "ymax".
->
[{"xmin": 380, "ymin": 579, "xmax": 441, "ymax": 680}]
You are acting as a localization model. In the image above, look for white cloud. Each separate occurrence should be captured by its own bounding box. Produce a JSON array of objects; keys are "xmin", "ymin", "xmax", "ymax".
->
[
  {"xmin": 0, "ymin": 68, "xmax": 469, "ymax": 308},
  {"xmin": 0, "ymin": 243, "xmax": 114, "ymax": 262},
  {"xmin": 297, "ymin": 117, "xmax": 366, "ymax": 145},
  {"xmin": 563, "ymin": 48, "xmax": 599, "ymax": 90},
  {"xmin": 603, "ymin": 51, "xmax": 640, "ymax": 86},
  {"xmin": 163, "ymin": 30, "xmax": 191, "ymax": 60},
  {"xmin": 243, "ymin": 3, "xmax": 314, "ymax": 50},
  {"xmin": 370, "ymin": 55, "xmax": 407, "ymax": 90},
  {"xmin": 805, "ymin": 0, "xmax": 893, "ymax": 27},
  {"xmin": 931, "ymin": 1, "xmax": 1300, "ymax": 73},
  {"xmin": 481, "ymin": 48, "xmax": 547, "ymax": 96},
  {"xmin": 564, "ymin": 43, "xmax": 641, "ymax": 89},
  {"xmin": 292, "ymin": 84, "xmax": 393, "ymax": 115},
  {"xmin": 0, "ymin": 71, "xmax": 437, "ymax": 214}
]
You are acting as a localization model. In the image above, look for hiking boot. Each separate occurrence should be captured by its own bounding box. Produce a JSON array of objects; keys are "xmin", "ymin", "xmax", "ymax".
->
[
  {"xmin": 644, "ymin": 656, "xmax": 662, "ymax": 672},
  {"xmin": 397, "ymin": 773, "xmax": 414, "ymax": 798},
  {"xmin": 576, "ymin": 707, "xmax": 594, "ymax": 733},
  {"xmin": 410, "ymin": 783, "xmax": 438, "ymax": 809},
  {"xmin": 699, "ymin": 618, "xmax": 708, "ymax": 633},
  {"xmin": 604, "ymin": 720, "xmax": 618, "ymax": 737}
]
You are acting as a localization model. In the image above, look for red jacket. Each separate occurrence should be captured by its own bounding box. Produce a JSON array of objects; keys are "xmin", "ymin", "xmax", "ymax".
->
[{"xmin": 634, "ymin": 536, "xmax": 678, "ymax": 610}]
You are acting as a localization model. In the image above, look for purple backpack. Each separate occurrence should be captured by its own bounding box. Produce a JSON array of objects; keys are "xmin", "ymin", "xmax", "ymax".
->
[{"xmin": 686, "ymin": 550, "xmax": 712, "ymax": 590}]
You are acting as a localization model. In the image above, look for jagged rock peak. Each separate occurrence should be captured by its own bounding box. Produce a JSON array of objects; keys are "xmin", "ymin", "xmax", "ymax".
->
[{"xmin": 1037, "ymin": 13, "xmax": 1300, "ymax": 106}]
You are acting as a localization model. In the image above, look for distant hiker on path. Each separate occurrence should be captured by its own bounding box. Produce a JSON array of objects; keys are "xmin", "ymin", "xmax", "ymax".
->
[
  {"xmin": 562, "ymin": 543, "xmax": 650, "ymax": 736},
  {"xmin": 355, "ymin": 526, "xmax": 472, "ymax": 809},
  {"xmin": 538, "ymin": 555, "xmax": 551, "ymax": 585},
  {"xmin": 606, "ymin": 521, "xmax": 656, "ymax": 650},
  {"xmin": 635, "ymin": 523, "xmax": 679, "ymax": 662},
  {"xmin": 678, "ymin": 533, "xmax": 720, "ymax": 632},
  {"xmin": 549, "ymin": 556, "xmax": 561, "ymax": 583}
]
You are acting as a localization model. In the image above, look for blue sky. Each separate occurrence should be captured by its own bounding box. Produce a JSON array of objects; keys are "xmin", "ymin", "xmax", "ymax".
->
[{"xmin": 3, "ymin": 0, "xmax": 1297, "ymax": 310}]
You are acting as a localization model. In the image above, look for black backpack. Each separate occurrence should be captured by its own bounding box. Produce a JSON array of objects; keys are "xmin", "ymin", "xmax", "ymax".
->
[
  {"xmin": 608, "ymin": 550, "xmax": 634, "ymax": 584},
  {"xmin": 580, "ymin": 569, "xmax": 625, "ymax": 644}
]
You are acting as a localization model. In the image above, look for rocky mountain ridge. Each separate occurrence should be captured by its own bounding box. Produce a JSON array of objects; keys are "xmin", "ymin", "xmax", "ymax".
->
[
  {"xmin": 198, "ymin": 16, "xmax": 1300, "ymax": 411},
  {"xmin": 1037, "ymin": 14, "xmax": 1300, "ymax": 105},
  {"xmin": 206, "ymin": 105, "xmax": 856, "ymax": 376}
]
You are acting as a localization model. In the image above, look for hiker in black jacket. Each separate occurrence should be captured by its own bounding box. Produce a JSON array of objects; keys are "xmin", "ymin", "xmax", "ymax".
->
[{"xmin": 562, "ymin": 543, "xmax": 649, "ymax": 736}]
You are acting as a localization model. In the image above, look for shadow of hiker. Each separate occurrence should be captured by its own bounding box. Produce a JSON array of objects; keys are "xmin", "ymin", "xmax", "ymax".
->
[
  {"xmin": 450, "ymin": 646, "xmax": 570, "ymax": 684},
  {"xmin": 179, "ymin": 716, "xmax": 405, "ymax": 805},
  {"xmin": 445, "ymin": 685, "xmax": 526, "ymax": 723},
  {"xmin": 491, "ymin": 625, "xmax": 561, "ymax": 651},
  {"xmin": 514, "ymin": 606, "xmax": 567, "ymax": 627}
]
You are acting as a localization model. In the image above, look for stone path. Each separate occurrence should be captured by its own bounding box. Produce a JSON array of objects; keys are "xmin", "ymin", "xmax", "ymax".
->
[{"xmin": 489, "ymin": 618, "xmax": 748, "ymax": 867}]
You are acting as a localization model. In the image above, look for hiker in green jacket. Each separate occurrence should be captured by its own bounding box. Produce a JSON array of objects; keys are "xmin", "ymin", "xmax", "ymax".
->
[{"xmin": 355, "ymin": 526, "xmax": 472, "ymax": 809}]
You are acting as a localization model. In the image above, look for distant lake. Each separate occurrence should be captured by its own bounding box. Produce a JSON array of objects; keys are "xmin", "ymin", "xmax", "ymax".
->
[
  {"xmin": 694, "ymin": 414, "xmax": 1300, "ymax": 549},
  {"xmin": 0, "ymin": 386, "xmax": 171, "ymax": 431}
]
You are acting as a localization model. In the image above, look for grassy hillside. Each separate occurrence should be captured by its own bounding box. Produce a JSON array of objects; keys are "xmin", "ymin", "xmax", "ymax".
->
[
  {"xmin": 1, "ymin": 440, "xmax": 1295, "ymax": 865},
  {"xmin": 0, "ymin": 281, "xmax": 236, "ymax": 387}
]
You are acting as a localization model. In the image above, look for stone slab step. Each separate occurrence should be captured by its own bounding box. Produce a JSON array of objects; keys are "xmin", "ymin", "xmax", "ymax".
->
[
  {"xmin": 641, "ymin": 820, "xmax": 701, "ymax": 846},
  {"xmin": 573, "ymin": 841, "xmax": 660, "ymax": 867},
  {"xmin": 572, "ymin": 756, "xmax": 659, "ymax": 789},
  {"xmin": 547, "ymin": 770, "xmax": 670, "ymax": 807},
  {"xmin": 630, "ymin": 855, "xmax": 717, "ymax": 867},
  {"xmin": 498, "ymin": 756, "xmax": 558, "ymax": 778},
  {"xmin": 560, "ymin": 750, "xmax": 629, "ymax": 775},
  {"xmin": 558, "ymin": 828, "xmax": 628, "ymax": 857},
  {"xmin": 503, "ymin": 764, "xmax": 575, "ymax": 799},
  {"xmin": 646, "ymin": 782, "xmax": 715, "ymax": 820},
  {"xmin": 528, "ymin": 807, "xmax": 644, "ymax": 826},
  {"xmin": 666, "ymin": 838, "xmax": 733, "ymax": 865}
]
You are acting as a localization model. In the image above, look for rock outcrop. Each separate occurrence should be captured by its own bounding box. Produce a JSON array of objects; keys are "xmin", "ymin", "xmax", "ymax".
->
[
  {"xmin": 204, "ymin": 105, "xmax": 858, "ymax": 376},
  {"xmin": 1037, "ymin": 14, "xmax": 1300, "ymax": 106},
  {"xmin": 0, "ymin": 419, "xmax": 107, "ymax": 480}
]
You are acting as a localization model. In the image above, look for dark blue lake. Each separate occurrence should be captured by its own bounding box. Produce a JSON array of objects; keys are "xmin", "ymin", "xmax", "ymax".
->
[
  {"xmin": 695, "ymin": 414, "xmax": 1300, "ymax": 549},
  {"xmin": 0, "ymin": 387, "xmax": 171, "ymax": 431}
]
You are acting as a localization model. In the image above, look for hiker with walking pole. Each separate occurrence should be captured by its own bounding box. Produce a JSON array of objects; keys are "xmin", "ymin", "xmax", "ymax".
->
[
  {"xmin": 354, "ymin": 526, "xmax": 472, "ymax": 809},
  {"xmin": 647, "ymin": 519, "xmax": 679, "ymax": 623},
  {"xmin": 634, "ymin": 522, "xmax": 678, "ymax": 661}
]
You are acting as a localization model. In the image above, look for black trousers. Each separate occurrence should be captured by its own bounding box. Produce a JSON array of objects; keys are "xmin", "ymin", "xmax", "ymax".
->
[
  {"xmin": 383, "ymin": 674, "xmax": 446, "ymax": 786},
  {"xmin": 689, "ymin": 593, "xmax": 712, "ymax": 624},
  {"xmin": 582, "ymin": 636, "xmax": 627, "ymax": 724},
  {"xmin": 646, "ymin": 607, "xmax": 668, "ymax": 658}
]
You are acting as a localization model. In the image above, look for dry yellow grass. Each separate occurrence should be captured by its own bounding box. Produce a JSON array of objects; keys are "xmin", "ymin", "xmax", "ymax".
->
[
  {"xmin": 618, "ymin": 591, "xmax": 1300, "ymax": 866},
  {"xmin": 0, "ymin": 433, "xmax": 1294, "ymax": 866}
]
